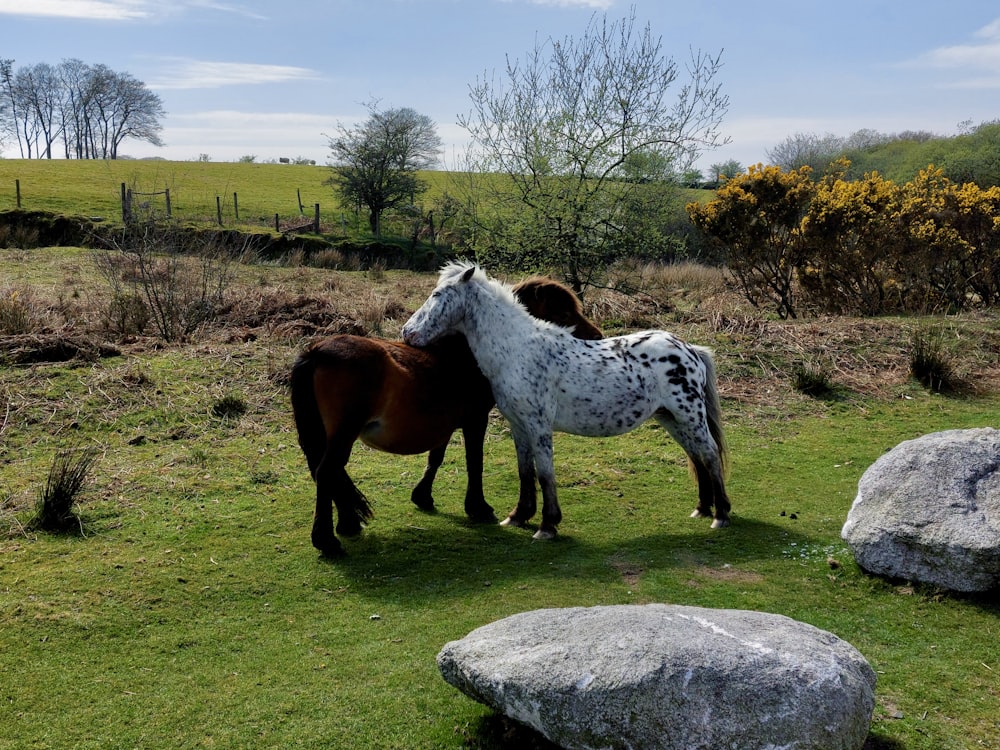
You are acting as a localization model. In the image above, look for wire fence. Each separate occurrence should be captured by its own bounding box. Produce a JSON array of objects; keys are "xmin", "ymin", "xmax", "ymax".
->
[{"xmin": 3, "ymin": 178, "xmax": 453, "ymax": 255}]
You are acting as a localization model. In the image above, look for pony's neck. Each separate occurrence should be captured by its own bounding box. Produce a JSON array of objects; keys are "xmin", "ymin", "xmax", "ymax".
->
[{"xmin": 461, "ymin": 280, "xmax": 537, "ymax": 377}]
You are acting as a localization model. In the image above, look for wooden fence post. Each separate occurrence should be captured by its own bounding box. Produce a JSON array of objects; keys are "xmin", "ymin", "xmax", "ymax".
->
[
  {"xmin": 165, "ymin": 188, "xmax": 172, "ymax": 218},
  {"xmin": 298, "ymin": 189, "xmax": 304, "ymax": 214},
  {"xmin": 15, "ymin": 179, "xmax": 21, "ymax": 208},
  {"xmin": 275, "ymin": 214, "xmax": 280, "ymax": 232},
  {"xmin": 233, "ymin": 192, "xmax": 239, "ymax": 222},
  {"xmin": 121, "ymin": 182, "xmax": 128, "ymax": 222},
  {"xmin": 313, "ymin": 203, "xmax": 320, "ymax": 233},
  {"xmin": 216, "ymin": 196, "xmax": 223, "ymax": 226}
]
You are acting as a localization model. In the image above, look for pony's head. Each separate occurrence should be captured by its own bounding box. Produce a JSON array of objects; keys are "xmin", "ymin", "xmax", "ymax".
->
[{"xmin": 402, "ymin": 262, "xmax": 483, "ymax": 347}]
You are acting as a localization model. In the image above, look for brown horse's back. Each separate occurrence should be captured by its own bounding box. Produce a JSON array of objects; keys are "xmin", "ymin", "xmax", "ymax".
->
[{"xmin": 304, "ymin": 334, "xmax": 491, "ymax": 455}]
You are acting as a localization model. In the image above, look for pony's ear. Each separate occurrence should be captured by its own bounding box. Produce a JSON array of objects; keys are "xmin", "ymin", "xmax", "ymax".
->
[{"xmin": 461, "ymin": 266, "xmax": 476, "ymax": 283}]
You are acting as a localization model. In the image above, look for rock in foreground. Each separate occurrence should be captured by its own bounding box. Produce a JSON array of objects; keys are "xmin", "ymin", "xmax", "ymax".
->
[
  {"xmin": 438, "ymin": 604, "xmax": 876, "ymax": 750},
  {"xmin": 842, "ymin": 427, "xmax": 1000, "ymax": 592}
]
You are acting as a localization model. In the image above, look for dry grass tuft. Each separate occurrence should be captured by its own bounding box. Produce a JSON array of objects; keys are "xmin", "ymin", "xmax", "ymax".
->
[{"xmin": 29, "ymin": 449, "xmax": 99, "ymax": 534}]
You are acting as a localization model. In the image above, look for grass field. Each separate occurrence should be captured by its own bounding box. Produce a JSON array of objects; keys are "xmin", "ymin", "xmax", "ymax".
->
[
  {"xmin": 1, "ymin": 238, "xmax": 999, "ymax": 747},
  {"xmin": 0, "ymin": 158, "xmax": 712, "ymax": 237}
]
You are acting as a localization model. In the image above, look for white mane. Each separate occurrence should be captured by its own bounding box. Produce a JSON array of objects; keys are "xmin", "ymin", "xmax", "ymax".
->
[{"xmin": 437, "ymin": 261, "xmax": 535, "ymax": 319}]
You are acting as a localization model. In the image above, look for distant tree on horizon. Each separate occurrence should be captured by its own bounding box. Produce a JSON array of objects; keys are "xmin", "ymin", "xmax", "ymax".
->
[
  {"xmin": 0, "ymin": 57, "xmax": 165, "ymax": 159},
  {"xmin": 325, "ymin": 102, "xmax": 442, "ymax": 236}
]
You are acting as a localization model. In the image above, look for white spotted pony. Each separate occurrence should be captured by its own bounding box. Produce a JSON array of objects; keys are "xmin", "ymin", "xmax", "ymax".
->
[{"xmin": 402, "ymin": 262, "xmax": 731, "ymax": 539}]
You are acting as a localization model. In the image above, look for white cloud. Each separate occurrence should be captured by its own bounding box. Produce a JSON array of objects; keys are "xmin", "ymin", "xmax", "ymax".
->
[
  {"xmin": 503, "ymin": 0, "xmax": 616, "ymax": 9},
  {"xmin": 0, "ymin": 0, "xmax": 152, "ymax": 19},
  {"xmin": 903, "ymin": 17, "xmax": 1000, "ymax": 88},
  {"xmin": 183, "ymin": 0, "xmax": 268, "ymax": 21},
  {"xmin": 148, "ymin": 59, "xmax": 320, "ymax": 90},
  {"xmin": 119, "ymin": 110, "xmax": 335, "ymax": 162}
]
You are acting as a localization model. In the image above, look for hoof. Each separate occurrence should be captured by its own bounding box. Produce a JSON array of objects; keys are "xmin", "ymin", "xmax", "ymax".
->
[
  {"xmin": 410, "ymin": 491, "xmax": 435, "ymax": 512},
  {"xmin": 532, "ymin": 528, "xmax": 557, "ymax": 540},
  {"xmin": 313, "ymin": 537, "xmax": 346, "ymax": 558},
  {"xmin": 469, "ymin": 511, "xmax": 499, "ymax": 524},
  {"xmin": 710, "ymin": 518, "xmax": 730, "ymax": 529},
  {"xmin": 335, "ymin": 523, "xmax": 363, "ymax": 539},
  {"xmin": 500, "ymin": 516, "xmax": 526, "ymax": 528},
  {"xmin": 690, "ymin": 508, "xmax": 712, "ymax": 519}
]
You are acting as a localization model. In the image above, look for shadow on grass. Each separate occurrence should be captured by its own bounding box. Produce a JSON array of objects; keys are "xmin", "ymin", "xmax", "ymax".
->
[
  {"xmin": 324, "ymin": 513, "xmax": 819, "ymax": 603},
  {"xmin": 459, "ymin": 713, "xmax": 908, "ymax": 749},
  {"xmin": 862, "ymin": 732, "xmax": 907, "ymax": 749},
  {"xmin": 458, "ymin": 713, "xmax": 560, "ymax": 750}
]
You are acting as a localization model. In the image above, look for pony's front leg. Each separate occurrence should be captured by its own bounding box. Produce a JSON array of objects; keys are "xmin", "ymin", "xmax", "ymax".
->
[
  {"xmin": 460, "ymin": 412, "xmax": 497, "ymax": 523},
  {"xmin": 500, "ymin": 427, "xmax": 537, "ymax": 528},
  {"xmin": 410, "ymin": 444, "xmax": 445, "ymax": 511},
  {"xmin": 532, "ymin": 432, "xmax": 561, "ymax": 540}
]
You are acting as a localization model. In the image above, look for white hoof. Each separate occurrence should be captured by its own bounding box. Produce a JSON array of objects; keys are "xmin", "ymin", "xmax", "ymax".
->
[
  {"xmin": 690, "ymin": 509, "xmax": 711, "ymax": 519},
  {"xmin": 711, "ymin": 518, "xmax": 730, "ymax": 529},
  {"xmin": 532, "ymin": 529, "xmax": 556, "ymax": 540},
  {"xmin": 500, "ymin": 517, "xmax": 525, "ymax": 528}
]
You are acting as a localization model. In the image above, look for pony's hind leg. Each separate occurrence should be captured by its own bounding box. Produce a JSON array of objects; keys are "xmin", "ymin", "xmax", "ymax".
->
[
  {"xmin": 410, "ymin": 444, "xmax": 445, "ymax": 512},
  {"xmin": 532, "ymin": 432, "xmax": 561, "ymax": 540},
  {"xmin": 654, "ymin": 409, "xmax": 730, "ymax": 528},
  {"xmin": 312, "ymin": 455, "xmax": 346, "ymax": 557},
  {"xmin": 312, "ymin": 433, "xmax": 373, "ymax": 557},
  {"xmin": 500, "ymin": 427, "xmax": 538, "ymax": 529},
  {"xmin": 689, "ymin": 458, "xmax": 731, "ymax": 528}
]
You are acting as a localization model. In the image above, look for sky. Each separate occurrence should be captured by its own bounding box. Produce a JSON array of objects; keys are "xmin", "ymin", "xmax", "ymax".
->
[{"xmin": 2, "ymin": 0, "xmax": 1000, "ymax": 175}]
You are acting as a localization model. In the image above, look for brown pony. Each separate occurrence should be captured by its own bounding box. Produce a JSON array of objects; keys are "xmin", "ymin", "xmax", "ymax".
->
[{"xmin": 291, "ymin": 276, "xmax": 602, "ymax": 557}]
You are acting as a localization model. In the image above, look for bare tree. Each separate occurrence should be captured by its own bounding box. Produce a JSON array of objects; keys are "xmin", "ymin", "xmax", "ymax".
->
[
  {"xmin": 21, "ymin": 63, "xmax": 62, "ymax": 158},
  {"xmin": 766, "ymin": 132, "xmax": 845, "ymax": 173},
  {"xmin": 0, "ymin": 59, "xmax": 11, "ymax": 155},
  {"xmin": 708, "ymin": 159, "xmax": 745, "ymax": 184},
  {"xmin": 58, "ymin": 58, "xmax": 95, "ymax": 159},
  {"xmin": 0, "ymin": 58, "xmax": 165, "ymax": 159},
  {"xmin": 458, "ymin": 9, "xmax": 728, "ymax": 291},
  {"xmin": 104, "ymin": 70, "xmax": 165, "ymax": 158}
]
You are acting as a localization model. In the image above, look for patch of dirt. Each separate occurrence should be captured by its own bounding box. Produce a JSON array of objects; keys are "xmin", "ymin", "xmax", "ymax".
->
[
  {"xmin": 690, "ymin": 564, "xmax": 765, "ymax": 584},
  {"xmin": 609, "ymin": 556, "xmax": 644, "ymax": 587}
]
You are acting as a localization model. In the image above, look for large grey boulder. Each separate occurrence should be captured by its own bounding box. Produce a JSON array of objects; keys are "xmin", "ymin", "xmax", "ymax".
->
[
  {"xmin": 841, "ymin": 427, "xmax": 1000, "ymax": 592},
  {"xmin": 438, "ymin": 604, "xmax": 876, "ymax": 750}
]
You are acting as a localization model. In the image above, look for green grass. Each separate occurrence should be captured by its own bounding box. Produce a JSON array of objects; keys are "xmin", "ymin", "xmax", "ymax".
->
[
  {"xmin": 1, "ymin": 248, "xmax": 999, "ymax": 748},
  {"xmin": 0, "ymin": 159, "xmax": 459, "ymax": 232}
]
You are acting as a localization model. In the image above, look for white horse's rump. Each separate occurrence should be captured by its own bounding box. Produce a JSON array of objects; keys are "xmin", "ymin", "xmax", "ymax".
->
[{"xmin": 403, "ymin": 262, "xmax": 730, "ymax": 538}]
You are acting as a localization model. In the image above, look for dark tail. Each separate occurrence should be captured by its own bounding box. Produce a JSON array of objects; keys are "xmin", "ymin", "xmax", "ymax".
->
[
  {"xmin": 290, "ymin": 349, "xmax": 327, "ymax": 478},
  {"xmin": 695, "ymin": 345, "xmax": 728, "ymax": 475},
  {"xmin": 289, "ymin": 347, "xmax": 374, "ymax": 525}
]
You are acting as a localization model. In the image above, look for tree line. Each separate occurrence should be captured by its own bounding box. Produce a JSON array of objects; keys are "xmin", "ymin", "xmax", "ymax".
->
[
  {"xmin": 0, "ymin": 58, "xmax": 165, "ymax": 160},
  {"xmin": 766, "ymin": 122, "xmax": 1000, "ymax": 188}
]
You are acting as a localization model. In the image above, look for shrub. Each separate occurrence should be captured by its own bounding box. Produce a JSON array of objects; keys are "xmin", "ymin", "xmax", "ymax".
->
[
  {"xmin": 308, "ymin": 248, "xmax": 346, "ymax": 269},
  {"xmin": 212, "ymin": 394, "xmax": 248, "ymax": 420},
  {"xmin": 0, "ymin": 290, "xmax": 31, "ymax": 334},
  {"xmin": 29, "ymin": 449, "xmax": 98, "ymax": 534},
  {"xmin": 910, "ymin": 329, "xmax": 957, "ymax": 393},
  {"xmin": 93, "ymin": 218, "xmax": 251, "ymax": 342},
  {"xmin": 791, "ymin": 361, "xmax": 834, "ymax": 397},
  {"xmin": 104, "ymin": 292, "xmax": 150, "ymax": 336}
]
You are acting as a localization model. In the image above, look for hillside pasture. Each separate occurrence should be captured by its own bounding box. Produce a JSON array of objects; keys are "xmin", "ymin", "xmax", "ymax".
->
[
  {"xmin": 0, "ymin": 159, "xmax": 432, "ymax": 232},
  {"xmin": 0, "ymin": 229, "xmax": 999, "ymax": 746}
]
